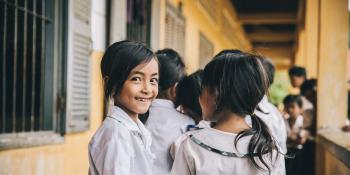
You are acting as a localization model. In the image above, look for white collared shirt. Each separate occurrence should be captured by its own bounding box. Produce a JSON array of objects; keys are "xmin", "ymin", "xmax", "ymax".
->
[
  {"xmin": 145, "ymin": 99, "xmax": 195, "ymax": 175},
  {"xmin": 285, "ymin": 115, "xmax": 304, "ymax": 137},
  {"xmin": 170, "ymin": 128, "xmax": 286, "ymax": 175},
  {"xmin": 245, "ymin": 96, "xmax": 287, "ymax": 153},
  {"xmin": 88, "ymin": 106, "xmax": 154, "ymax": 175}
]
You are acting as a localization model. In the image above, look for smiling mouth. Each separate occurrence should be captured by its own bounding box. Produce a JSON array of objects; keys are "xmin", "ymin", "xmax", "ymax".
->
[{"xmin": 135, "ymin": 97, "xmax": 153, "ymax": 102}]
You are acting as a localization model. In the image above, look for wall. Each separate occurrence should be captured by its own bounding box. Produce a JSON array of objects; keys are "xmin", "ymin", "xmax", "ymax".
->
[{"xmin": 0, "ymin": 0, "xmax": 106, "ymax": 174}]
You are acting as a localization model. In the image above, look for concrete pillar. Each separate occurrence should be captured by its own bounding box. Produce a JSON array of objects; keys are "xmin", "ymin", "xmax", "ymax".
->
[{"xmin": 317, "ymin": 0, "xmax": 348, "ymax": 129}]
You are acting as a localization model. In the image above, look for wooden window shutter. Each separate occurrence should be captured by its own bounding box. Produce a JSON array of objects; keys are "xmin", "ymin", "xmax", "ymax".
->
[
  {"xmin": 199, "ymin": 33, "xmax": 214, "ymax": 68},
  {"xmin": 65, "ymin": 0, "xmax": 92, "ymax": 132},
  {"xmin": 164, "ymin": 3, "xmax": 186, "ymax": 57}
]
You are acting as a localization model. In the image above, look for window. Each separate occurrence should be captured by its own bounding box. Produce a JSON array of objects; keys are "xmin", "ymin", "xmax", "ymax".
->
[
  {"xmin": 199, "ymin": 33, "xmax": 214, "ymax": 68},
  {"xmin": 126, "ymin": 0, "xmax": 153, "ymax": 45},
  {"xmin": 0, "ymin": 0, "xmax": 92, "ymax": 149},
  {"xmin": 164, "ymin": 2, "xmax": 186, "ymax": 57},
  {"xmin": 198, "ymin": 0, "xmax": 219, "ymax": 22}
]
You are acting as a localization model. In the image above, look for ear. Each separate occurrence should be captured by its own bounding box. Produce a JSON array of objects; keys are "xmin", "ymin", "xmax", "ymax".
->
[
  {"xmin": 170, "ymin": 83, "xmax": 178, "ymax": 99},
  {"xmin": 103, "ymin": 76, "xmax": 110, "ymax": 83}
]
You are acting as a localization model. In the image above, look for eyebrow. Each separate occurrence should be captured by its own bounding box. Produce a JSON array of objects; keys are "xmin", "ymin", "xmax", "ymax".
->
[{"xmin": 131, "ymin": 71, "xmax": 158, "ymax": 76}]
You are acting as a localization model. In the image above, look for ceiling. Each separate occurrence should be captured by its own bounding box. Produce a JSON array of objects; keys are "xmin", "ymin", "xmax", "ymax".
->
[{"xmin": 231, "ymin": 0, "xmax": 301, "ymax": 68}]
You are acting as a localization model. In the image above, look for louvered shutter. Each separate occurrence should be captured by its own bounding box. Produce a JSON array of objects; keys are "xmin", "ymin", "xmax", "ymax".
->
[
  {"xmin": 199, "ymin": 33, "xmax": 214, "ymax": 68},
  {"xmin": 164, "ymin": 3, "xmax": 186, "ymax": 57},
  {"xmin": 66, "ymin": 0, "xmax": 92, "ymax": 132}
]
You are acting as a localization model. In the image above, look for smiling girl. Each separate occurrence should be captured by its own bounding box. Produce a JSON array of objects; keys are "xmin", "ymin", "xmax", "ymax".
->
[{"xmin": 88, "ymin": 41, "xmax": 159, "ymax": 175}]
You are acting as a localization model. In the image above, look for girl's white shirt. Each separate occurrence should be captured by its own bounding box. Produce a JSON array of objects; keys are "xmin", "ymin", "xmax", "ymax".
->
[
  {"xmin": 145, "ymin": 99, "xmax": 195, "ymax": 175},
  {"xmin": 170, "ymin": 127, "xmax": 286, "ymax": 175},
  {"xmin": 245, "ymin": 95, "xmax": 287, "ymax": 153},
  {"xmin": 170, "ymin": 120, "xmax": 211, "ymax": 159},
  {"xmin": 88, "ymin": 106, "xmax": 154, "ymax": 175},
  {"xmin": 285, "ymin": 114, "xmax": 304, "ymax": 137}
]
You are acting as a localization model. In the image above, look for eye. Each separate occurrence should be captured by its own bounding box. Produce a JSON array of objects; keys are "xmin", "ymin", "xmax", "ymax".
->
[
  {"xmin": 131, "ymin": 77, "xmax": 142, "ymax": 82},
  {"xmin": 150, "ymin": 78, "xmax": 159, "ymax": 85}
]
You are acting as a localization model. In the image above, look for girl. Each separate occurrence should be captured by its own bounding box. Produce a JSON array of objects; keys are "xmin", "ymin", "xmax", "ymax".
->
[
  {"xmin": 171, "ymin": 51, "xmax": 285, "ymax": 175},
  {"xmin": 88, "ymin": 41, "xmax": 159, "ymax": 175},
  {"xmin": 145, "ymin": 49, "xmax": 195, "ymax": 174}
]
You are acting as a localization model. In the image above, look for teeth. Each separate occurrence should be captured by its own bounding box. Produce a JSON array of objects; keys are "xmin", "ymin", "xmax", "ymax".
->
[{"xmin": 136, "ymin": 98, "xmax": 150, "ymax": 102}]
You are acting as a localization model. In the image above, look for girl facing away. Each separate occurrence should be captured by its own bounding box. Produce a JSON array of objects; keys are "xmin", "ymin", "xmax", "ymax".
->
[
  {"xmin": 145, "ymin": 49, "xmax": 195, "ymax": 174},
  {"xmin": 170, "ymin": 51, "xmax": 285, "ymax": 175},
  {"xmin": 88, "ymin": 41, "xmax": 159, "ymax": 175}
]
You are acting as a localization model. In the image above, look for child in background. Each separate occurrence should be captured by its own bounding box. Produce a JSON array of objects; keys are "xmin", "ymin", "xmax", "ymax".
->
[
  {"xmin": 175, "ymin": 70, "xmax": 203, "ymax": 124},
  {"xmin": 283, "ymin": 95, "xmax": 308, "ymax": 148},
  {"xmin": 89, "ymin": 41, "xmax": 159, "ymax": 175},
  {"xmin": 283, "ymin": 94, "xmax": 309, "ymax": 175},
  {"xmin": 145, "ymin": 49, "xmax": 195, "ymax": 174},
  {"xmin": 171, "ymin": 51, "xmax": 285, "ymax": 175}
]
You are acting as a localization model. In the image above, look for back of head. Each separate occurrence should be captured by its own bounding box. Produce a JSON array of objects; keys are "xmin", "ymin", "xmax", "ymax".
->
[
  {"xmin": 202, "ymin": 52, "xmax": 269, "ymax": 115},
  {"xmin": 156, "ymin": 49, "xmax": 186, "ymax": 93},
  {"xmin": 203, "ymin": 50, "xmax": 278, "ymax": 173},
  {"xmin": 260, "ymin": 58, "xmax": 275, "ymax": 86},
  {"xmin": 214, "ymin": 49, "xmax": 244, "ymax": 57},
  {"xmin": 101, "ymin": 40, "xmax": 155, "ymax": 99},
  {"xmin": 176, "ymin": 70, "xmax": 203, "ymax": 122},
  {"xmin": 289, "ymin": 66, "xmax": 307, "ymax": 78},
  {"xmin": 300, "ymin": 78, "xmax": 317, "ymax": 95}
]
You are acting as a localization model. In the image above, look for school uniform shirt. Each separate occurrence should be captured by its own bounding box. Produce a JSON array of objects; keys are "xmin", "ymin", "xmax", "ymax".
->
[
  {"xmin": 197, "ymin": 120, "xmax": 211, "ymax": 128},
  {"xmin": 88, "ymin": 106, "xmax": 154, "ymax": 175},
  {"xmin": 170, "ymin": 127, "xmax": 286, "ymax": 175},
  {"xmin": 285, "ymin": 115, "xmax": 304, "ymax": 137},
  {"xmin": 170, "ymin": 120, "xmax": 212, "ymax": 160},
  {"xmin": 145, "ymin": 99, "xmax": 195, "ymax": 175},
  {"xmin": 245, "ymin": 96, "xmax": 288, "ymax": 153}
]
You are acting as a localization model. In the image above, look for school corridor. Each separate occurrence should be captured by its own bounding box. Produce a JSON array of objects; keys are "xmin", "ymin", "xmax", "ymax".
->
[{"xmin": 0, "ymin": 0, "xmax": 349, "ymax": 174}]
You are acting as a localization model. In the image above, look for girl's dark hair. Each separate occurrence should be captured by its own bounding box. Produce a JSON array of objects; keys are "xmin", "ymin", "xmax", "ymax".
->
[
  {"xmin": 156, "ymin": 49, "xmax": 186, "ymax": 93},
  {"xmin": 202, "ymin": 51, "xmax": 279, "ymax": 174},
  {"xmin": 101, "ymin": 40, "xmax": 156, "ymax": 99},
  {"xmin": 260, "ymin": 58, "xmax": 275, "ymax": 86},
  {"xmin": 283, "ymin": 94, "xmax": 303, "ymax": 108},
  {"xmin": 288, "ymin": 66, "xmax": 307, "ymax": 78},
  {"xmin": 300, "ymin": 78, "xmax": 317, "ymax": 96},
  {"xmin": 176, "ymin": 70, "xmax": 203, "ymax": 123}
]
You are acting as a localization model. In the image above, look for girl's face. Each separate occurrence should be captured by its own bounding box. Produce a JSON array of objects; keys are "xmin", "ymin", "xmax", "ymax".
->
[
  {"xmin": 115, "ymin": 58, "xmax": 159, "ymax": 118},
  {"xmin": 199, "ymin": 88, "xmax": 217, "ymax": 121},
  {"xmin": 285, "ymin": 102, "xmax": 302, "ymax": 119}
]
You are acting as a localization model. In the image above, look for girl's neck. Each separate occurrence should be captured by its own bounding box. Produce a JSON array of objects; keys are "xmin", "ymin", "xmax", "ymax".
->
[
  {"xmin": 114, "ymin": 103, "xmax": 139, "ymax": 123},
  {"xmin": 214, "ymin": 110, "xmax": 250, "ymax": 134}
]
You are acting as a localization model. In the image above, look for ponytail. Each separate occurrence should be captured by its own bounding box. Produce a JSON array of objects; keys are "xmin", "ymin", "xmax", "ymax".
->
[{"xmin": 234, "ymin": 113, "xmax": 279, "ymax": 174}]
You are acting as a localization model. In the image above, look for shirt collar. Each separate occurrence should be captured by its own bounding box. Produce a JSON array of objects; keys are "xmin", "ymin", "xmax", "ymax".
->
[
  {"xmin": 108, "ymin": 106, "xmax": 153, "ymax": 147},
  {"xmin": 108, "ymin": 106, "xmax": 140, "ymax": 131},
  {"xmin": 257, "ymin": 95, "xmax": 269, "ymax": 113},
  {"xmin": 151, "ymin": 99, "xmax": 175, "ymax": 109}
]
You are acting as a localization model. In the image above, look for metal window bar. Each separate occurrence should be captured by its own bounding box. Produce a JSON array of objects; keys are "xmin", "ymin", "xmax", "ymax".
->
[
  {"xmin": 126, "ymin": 0, "xmax": 152, "ymax": 45},
  {"xmin": 1, "ymin": 0, "xmax": 8, "ymax": 133},
  {"xmin": 0, "ymin": 0, "xmax": 51, "ymax": 134}
]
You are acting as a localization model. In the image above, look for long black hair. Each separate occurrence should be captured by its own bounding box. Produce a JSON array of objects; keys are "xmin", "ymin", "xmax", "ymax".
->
[
  {"xmin": 202, "ymin": 51, "xmax": 279, "ymax": 174},
  {"xmin": 101, "ymin": 40, "xmax": 156, "ymax": 99}
]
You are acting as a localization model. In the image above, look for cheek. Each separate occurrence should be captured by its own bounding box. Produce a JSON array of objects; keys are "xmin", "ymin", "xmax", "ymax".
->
[{"xmin": 152, "ymin": 85, "xmax": 158, "ymax": 97}]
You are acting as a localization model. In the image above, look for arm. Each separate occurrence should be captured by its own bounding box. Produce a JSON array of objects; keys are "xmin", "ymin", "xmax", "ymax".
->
[
  {"xmin": 89, "ymin": 127, "xmax": 132, "ymax": 175},
  {"xmin": 170, "ymin": 138, "xmax": 194, "ymax": 175}
]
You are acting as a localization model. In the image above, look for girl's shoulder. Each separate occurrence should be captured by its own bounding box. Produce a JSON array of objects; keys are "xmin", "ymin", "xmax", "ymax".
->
[{"xmin": 89, "ymin": 117, "xmax": 132, "ymax": 148}]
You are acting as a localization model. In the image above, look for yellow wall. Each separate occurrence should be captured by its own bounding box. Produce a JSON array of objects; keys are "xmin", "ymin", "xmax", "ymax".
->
[
  {"xmin": 0, "ymin": 52, "xmax": 104, "ymax": 175},
  {"xmin": 0, "ymin": 1, "xmax": 250, "ymax": 174},
  {"xmin": 294, "ymin": 0, "xmax": 319, "ymax": 78},
  {"xmin": 167, "ymin": 0, "xmax": 251, "ymax": 73}
]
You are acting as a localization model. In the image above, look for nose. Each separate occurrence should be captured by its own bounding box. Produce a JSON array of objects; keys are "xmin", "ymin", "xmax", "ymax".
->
[{"xmin": 141, "ymin": 81, "xmax": 152, "ymax": 94}]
